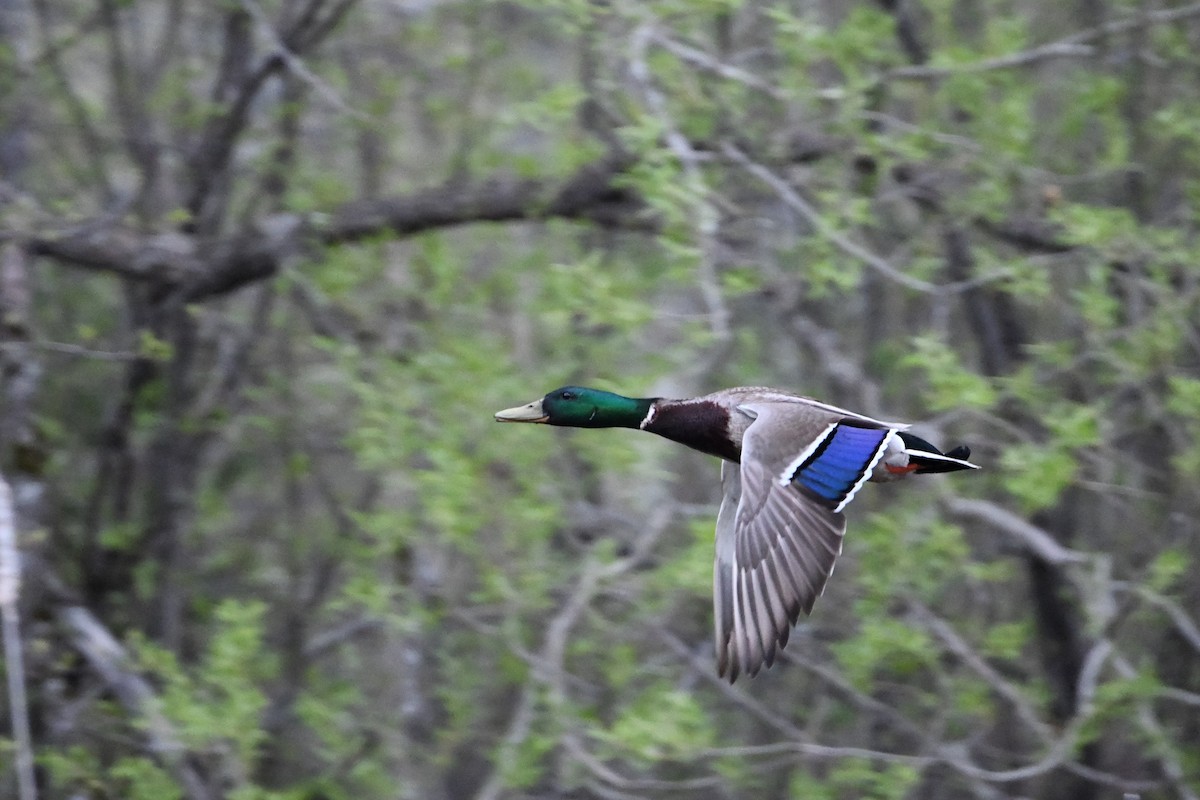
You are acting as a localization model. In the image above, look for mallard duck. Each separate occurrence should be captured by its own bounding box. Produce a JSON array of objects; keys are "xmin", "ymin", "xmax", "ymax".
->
[{"xmin": 495, "ymin": 386, "xmax": 978, "ymax": 682}]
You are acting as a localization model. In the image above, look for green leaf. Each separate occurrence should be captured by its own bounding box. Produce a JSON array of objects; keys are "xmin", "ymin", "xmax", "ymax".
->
[
  {"xmin": 1000, "ymin": 444, "xmax": 1076, "ymax": 512},
  {"xmin": 1146, "ymin": 549, "xmax": 1189, "ymax": 592},
  {"xmin": 600, "ymin": 681, "xmax": 715, "ymax": 764},
  {"xmin": 110, "ymin": 758, "xmax": 183, "ymax": 800},
  {"xmin": 982, "ymin": 621, "xmax": 1031, "ymax": 660},
  {"xmin": 137, "ymin": 329, "xmax": 174, "ymax": 362},
  {"xmin": 833, "ymin": 617, "xmax": 936, "ymax": 690},
  {"xmin": 825, "ymin": 757, "xmax": 921, "ymax": 800},
  {"xmin": 903, "ymin": 336, "xmax": 997, "ymax": 412},
  {"xmin": 1045, "ymin": 403, "xmax": 1102, "ymax": 449}
]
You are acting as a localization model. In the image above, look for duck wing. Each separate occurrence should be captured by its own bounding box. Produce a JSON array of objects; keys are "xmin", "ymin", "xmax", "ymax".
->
[{"xmin": 713, "ymin": 402, "xmax": 898, "ymax": 681}]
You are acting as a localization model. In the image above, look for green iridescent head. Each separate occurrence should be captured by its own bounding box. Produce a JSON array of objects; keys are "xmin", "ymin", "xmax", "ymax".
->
[{"xmin": 495, "ymin": 386, "xmax": 654, "ymax": 429}]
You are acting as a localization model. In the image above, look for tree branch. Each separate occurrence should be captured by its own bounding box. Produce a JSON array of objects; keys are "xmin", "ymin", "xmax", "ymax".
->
[
  {"xmin": 0, "ymin": 474, "xmax": 37, "ymax": 800},
  {"xmin": 57, "ymin": 605, "xmax": 212, "ymax": 800},
  {"xmin": 888, "ymin": 1, "xmax": 1200, "ymax": 81},
  {"xmin": 941, "ymin": 496, "xmax": 1090, "ymax": 566},
  {"xmin": 325, "ymin": 153, "xmax": 643, "ymax": 243},
  {"xmin": 24, "ymin": 155, "xmax": 646, "ymax": 300},
  {"xmin": 909, "ymin": 600, "xmax": 1054, "ymax": 741}
]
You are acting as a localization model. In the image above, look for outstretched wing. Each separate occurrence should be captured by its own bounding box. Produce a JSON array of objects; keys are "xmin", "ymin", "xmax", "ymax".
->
[{"xmin": 713, "ymin": 403, "xmax": 897, "ymax": 681}]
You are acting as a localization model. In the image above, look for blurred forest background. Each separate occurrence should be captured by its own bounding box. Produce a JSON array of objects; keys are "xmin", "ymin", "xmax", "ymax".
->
[{"xmin": 2, "ymin": 0, "xmax": 1200, "ymax": 798}]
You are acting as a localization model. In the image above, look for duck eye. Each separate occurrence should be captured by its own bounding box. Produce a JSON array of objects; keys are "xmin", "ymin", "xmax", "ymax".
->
[{"xmin": 561, "ymin": 391, "xmax": 576, "ymax": 400}]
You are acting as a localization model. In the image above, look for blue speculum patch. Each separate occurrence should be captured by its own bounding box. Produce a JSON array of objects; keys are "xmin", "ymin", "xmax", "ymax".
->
[{"xmin": 794, "ymin": 425, "xmax": 889, "ymax": 503}]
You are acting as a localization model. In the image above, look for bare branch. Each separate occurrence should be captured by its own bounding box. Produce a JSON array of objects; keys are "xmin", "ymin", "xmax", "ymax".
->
[
  {"xmin": 29, "ymin": 0, "xmax": 116, "ymax": 197},
  {"xmin": 472, "ymin": 555, "xmax": 605, "ymax": 800},
  {"xmin": 888, "ymin": 2, "xmax": 1200, "ymax": 81},
  {"xmin": 0, "ymin": 474, "xmax": 37, "ymax": 800},
  {"xmin": 1, "ymin": 341, "xmax": 139, "ymax": 362},
  {"xmin": 1110, "ymin": 652, "xmax": 1200, "ymax": 800},
  {"xmin": 664, "ymin": 625, "xmax": 1156, "ymax": 792},
  {"xmin": 304, "ymin": 616, "xmax": 384, "ymax": 660},
  {"xmin": 941, "ymin": 496, "xmax": 1090, "ymax": 566},
  {"xmin": 890, "ymin": 42, "xmax": 1094, "ymax": 80},
  {"xmin": 629, "ymin": 23, "xmax": 731, "ymax": 346},
  {"xmin": 238, "ymin": 0, "xmax": 367, "ymax": 120},
  {"xmin": 57, "ymin": 605, "xmax": 212, "ymax": 800},
  {"xmin": 646, "ymin": 30, "xmax": 784, "ymax": 99},
  {"xmin": 97, "ymin": 0, "xmax": 158, "ymax": 202},
  {"xmin": 1117, "ymin": 582, "xmax": 1200, "ymax": 655},
  {"xmin": 27, "ymin": 227, "xmax": 203, "ymax": 284},
  {"xmin": 23, "ymin": 154, "xmax": 646, "ymax": 300},
  {"xmin": 324, "ymin": 153, "xmax": 645, "ymax": 243},
  {"xmin": 908, "ymin": 600, "xmax": 1054, "ymax": 741},
  {"xmin": 474, "ymin": 506, "xmax": 680, "ymax": 800},
  {"xmin": 721, "ymin": 141, "xmax": 970, "ymax": 294}
]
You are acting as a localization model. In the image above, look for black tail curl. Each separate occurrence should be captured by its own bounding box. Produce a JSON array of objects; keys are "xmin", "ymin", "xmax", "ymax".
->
[{"xmin": 897, "ymin": 433, "xmax": 977, "ymax": 474}]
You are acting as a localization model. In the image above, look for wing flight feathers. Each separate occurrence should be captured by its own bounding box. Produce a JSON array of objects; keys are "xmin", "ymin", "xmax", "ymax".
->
[{"xmin": 714, "ymin": 405, "xmax": 889, "ymax": 680}]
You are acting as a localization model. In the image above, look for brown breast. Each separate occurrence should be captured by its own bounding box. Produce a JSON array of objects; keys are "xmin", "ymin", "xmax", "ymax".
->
[{"xmin": 644, "ymin": 400, "xmax": 741, "ymax": 462}]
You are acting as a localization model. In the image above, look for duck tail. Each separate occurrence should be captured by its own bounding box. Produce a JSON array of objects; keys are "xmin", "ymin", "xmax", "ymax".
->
[{"xmin": 898, "ymin": 432, "xmax": 979, "ymax": 474}]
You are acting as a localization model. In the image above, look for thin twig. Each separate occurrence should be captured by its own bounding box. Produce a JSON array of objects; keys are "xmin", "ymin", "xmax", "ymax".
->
[
  {"xmin": 0, "ymin": 340, "xmax": 140, "ymax": 362},
  {"xmin": 663, "ymin": 625, "xmax": 1155, "ymax": 792},
  {"xmin": 472, "ymin": 554, "xmax": 607, "ymax": 800},
  {"xmin": 1110, "ymin": 652, "xmax": 1200, "ymax": 800},
  {"xmin": 629, "ymin": 23, "xmax": 731, "ymax": 346},
  {"xmin": 721, "ymin": 141, "xmax": 974, "ymax": 294},
  {"xmin": 238, "ymin": 0, "xmax": 369, "ymax": 121},
  {"xmin": 0, "ymin": 474, "xmax": 38, "ymax": 800},
  {"xmin": 890, "ymin": 42, "xmax": 1093, "ymax": 79},
  {"xmin": 941, "ymin": 496, "xmax": 1090, "ymax": 566},
  {"xmin": 908, "ymin": 600, "xmax": 1054, "ymax": 741},
  {"xmin": 58, "ymin": 605, "xmax": 211, "ymax": 800},
  {"xmin": 888, "ymin": 1, "xmax": 1200, "ymax": 81},
  {"xmin": 647, "ymin": 30, "xmax": 785, "ymax": 99},
  {"xmin": 1116, "ymin": 582, "xmax": 1200, "ymax": 655}
]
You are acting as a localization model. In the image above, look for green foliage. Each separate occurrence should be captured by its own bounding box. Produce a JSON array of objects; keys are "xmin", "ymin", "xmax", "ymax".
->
[
  {"xmin": 902, "ymin": 336, "xmax": 997, "ymax": 412},
  {"xmin": 99, "ymin": 520, "xmax": 140, "ymax": 550},
  {"xmin": 134, "ymin": 600, "xmax": 272, "ymax": 765},
  {"xmin": 293, "ymin": 680, "xmax": 396, "ymax": 798},
  {"xmin": 1000, "ymin": 255, "xmax": 1055, "ymax": 301},
  {"xmin": 1055, "ymin": 72, "xmax": 1129, "ymax": 169},
  {"xmin": 1167, "ymin": 375, "xmax": 1200, "ymax": 476},
  {"xmin": 795, "ymin": 227, "xmax": 866, "ymax": 298},
  {"xmin": 645, "ymin": 517, "xmax": 717, "ymax": 608},
  {"xmin": 999, "ymin": 444, "xmax": 1077, "ymax": 512},
  {"xmin": 1045, "ymin": 402, "xmax": 1102, "ymax": 449},
  {"xmin": 981, "ymin": 620, "xmax": 1032, "ymax": 660},
  {"xmin": 109, "ymin": 758, "xmax": 184, "ymax": 800},
  {"xmin": 285, "ymin": 169, "xmax": 355, "ymax": 213},
  {"xmin": 852, "ymin": 510, "xmax": 970, "ymax": 612},
  {"xmin": 1146, "ymin": 549, "xmax": 1189, "ymax": 593},
  {"xmin": 22, "ymin": 1, "xmax": 1200, "ymax": 798},
  {"xmin": 136, "ymin": 328, "xmax": 175, "ymax": 362},
  {"xmin": 40, "ymin": 748, "xmax": 183, "ymax": 800},
  {"xmin": 1054, "ymin": 203, "xmax": 1140, "ymax": 250},
  {"xmin": 832, "ymin": 617, "xmax": 936, "ymax": 691},
  {"xmin": 948, "ymin": 672, "xmax": 995, "ymax": 721},
  {"xmin": 599, "ymin": 681, "xmax": 715, "ymax": 764},
  {"xmin": 617, "ymin": 118, "xmax": 709, "ymax": 251},
  {"xmin": 790, "ymin": 757, "xmax": 920, "ymax": 800},
  {"xmin": 807, "ymin": 5, "xmax": 904, "ymax": 86},
  {"xmin": 501, "ymin": 697, "xmax": 559, "ymax": 790},
  {"xmin": 989, "ymin": 401, "xmax": 1097, "ymax": 512},
  {"xmin": 1078, "ymin": 666, "xmax": 1165, "ymax": 747},
  {"xmin": 540, "ymin": 253, "xmax": 658, "ymax": 332},
  {"xmin": 598, "ymin": 642, "xmax": 641, "ymax": 691},
  {"xmin": 309, "ymin": 243, "xmax": 389, "ymax": 299},
  {"xmin": 39, "ymin": 745, "xmax": 102, "ymax": 796},
  {"xmin": 721, "ymin": 263, "xmax": 766, "ymax": 296}
]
